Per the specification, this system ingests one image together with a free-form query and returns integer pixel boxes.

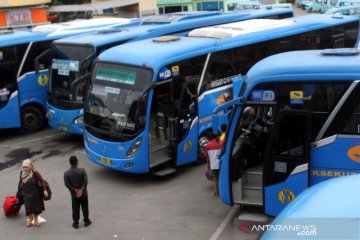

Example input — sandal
[35,222,41,227]
[26,221,33,227]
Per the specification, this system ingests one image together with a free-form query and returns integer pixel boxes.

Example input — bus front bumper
[46,103,83,135]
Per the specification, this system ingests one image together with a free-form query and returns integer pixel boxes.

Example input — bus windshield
[85,63,152,139]
[50,44,94,103]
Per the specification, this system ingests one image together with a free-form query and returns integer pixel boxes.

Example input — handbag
[33,170,52,201]
[205,168,214,181]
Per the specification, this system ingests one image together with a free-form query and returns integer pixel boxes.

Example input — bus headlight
[74,116,84,124]
[126,138,142,158]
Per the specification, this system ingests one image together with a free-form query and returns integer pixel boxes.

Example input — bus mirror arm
[140,82,155,100]
[34,49,52,74]
[80,52,96,69]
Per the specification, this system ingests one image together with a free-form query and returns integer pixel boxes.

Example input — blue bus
[45,8,294,135]
[262,174,360,239]
[212,48,360,217]
[83,15,359,175]
[0,18,139,133]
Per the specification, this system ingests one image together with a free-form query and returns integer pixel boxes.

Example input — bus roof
[245,49,360,89]
[0,18,135,48]
[53,8,293,48]
[97,14,358,72]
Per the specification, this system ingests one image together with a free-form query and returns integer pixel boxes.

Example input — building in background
[0,0,51,29]
[48,0,156,19]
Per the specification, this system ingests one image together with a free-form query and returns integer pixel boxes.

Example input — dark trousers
[71,195,89,223]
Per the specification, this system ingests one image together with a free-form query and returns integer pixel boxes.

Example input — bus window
[0,64,17,109]
[21,41,52,76]
[342,100,360,134]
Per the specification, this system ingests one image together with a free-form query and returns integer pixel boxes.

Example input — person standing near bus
[64,156,92,229]
[205,135,222,197]
[18,159,48,227]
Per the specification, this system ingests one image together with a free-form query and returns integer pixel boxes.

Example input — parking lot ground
[0,128,239,240]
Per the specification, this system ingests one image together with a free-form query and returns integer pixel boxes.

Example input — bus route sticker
[290,91,304,104]
[159,67,171,80]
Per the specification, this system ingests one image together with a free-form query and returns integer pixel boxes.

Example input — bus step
[150,144,168,153]
[150,148,172,168]
[237,211,268,222]
[237,197,263,207]
[152,167,176,176]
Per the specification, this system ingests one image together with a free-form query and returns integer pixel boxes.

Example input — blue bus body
[83,15,359,175]
[215,49,360,217]
[0,18,139,133]
[46,8,294,135]
[262,174,360,239]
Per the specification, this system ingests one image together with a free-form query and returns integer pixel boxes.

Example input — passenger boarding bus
[83,15,359,175]
[0,18,138,133]
[212,48,360,216]
[45,8,294,135]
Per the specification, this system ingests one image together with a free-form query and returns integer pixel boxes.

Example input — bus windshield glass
[85,63,152,138]
[50,44,94,102]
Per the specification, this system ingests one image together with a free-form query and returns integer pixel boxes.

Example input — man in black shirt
[64,156,91,229]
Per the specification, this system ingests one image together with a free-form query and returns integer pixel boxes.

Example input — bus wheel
[196,131,213,164]
[19,106,44,134]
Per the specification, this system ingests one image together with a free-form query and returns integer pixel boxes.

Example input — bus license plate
[100,157,112,165]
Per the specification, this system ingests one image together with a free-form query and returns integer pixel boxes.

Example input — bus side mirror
[34,49,51,74]
[35,59,40,74]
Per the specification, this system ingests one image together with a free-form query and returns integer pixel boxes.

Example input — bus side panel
[18,71,49,109]
[0,92,21,129]
[264,171,308,217]
[310,137,360,185]
[177,122,198,166]
[198,85,232,135]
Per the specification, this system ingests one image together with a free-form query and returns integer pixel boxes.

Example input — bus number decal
[210,78,231,88]
[251,90,275,101]
[290,91,304,105]
[171,65,180,76]
[105,86,120,94]
[159,67,171,80]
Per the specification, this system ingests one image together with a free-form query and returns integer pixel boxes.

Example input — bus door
[263,110,311,216]
[175,77,199,166]
[0,62,20,128]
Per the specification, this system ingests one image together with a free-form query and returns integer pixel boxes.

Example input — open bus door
[176,77,199,166]
[263,110,311,216]
[0,62,21,128]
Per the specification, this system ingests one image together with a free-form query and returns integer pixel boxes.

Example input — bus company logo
[278,188,295,204]
[38,74,49,86]
[347,145,360,163]
[183,141,192,153]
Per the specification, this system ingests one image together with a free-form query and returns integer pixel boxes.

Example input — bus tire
[19,105,44,134]
[196,131,213,164]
